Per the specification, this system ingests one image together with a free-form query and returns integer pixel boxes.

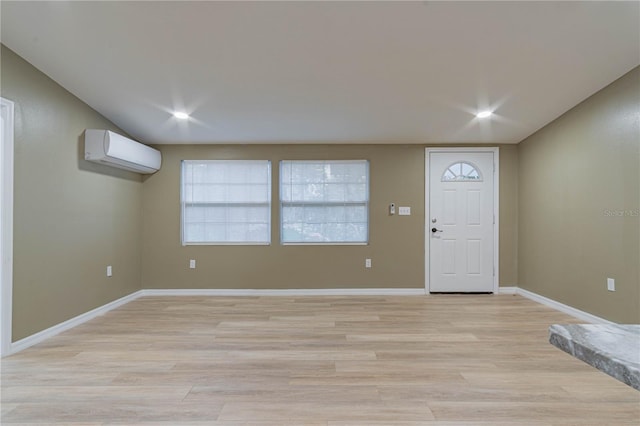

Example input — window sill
[281,242,368,246]
[182,242,271,246]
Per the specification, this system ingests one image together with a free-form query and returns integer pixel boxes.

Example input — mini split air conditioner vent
[84,129,161,174]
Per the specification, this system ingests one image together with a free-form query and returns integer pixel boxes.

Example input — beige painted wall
[1,45,143,341]
[2,45,521,340]
[3,37,635,339]
[499,145,518,286]
[142,144,518,290]
[518,67,640,323]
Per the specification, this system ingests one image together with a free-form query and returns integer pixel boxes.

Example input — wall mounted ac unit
[84,129,161,174]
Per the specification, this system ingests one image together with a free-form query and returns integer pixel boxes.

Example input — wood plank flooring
[1,294,638,425]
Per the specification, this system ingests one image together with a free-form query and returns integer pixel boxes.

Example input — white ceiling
[1,1,639,145]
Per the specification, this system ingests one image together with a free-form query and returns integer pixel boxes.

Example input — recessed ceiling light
[173,111,189,120]
[476,110,493,119]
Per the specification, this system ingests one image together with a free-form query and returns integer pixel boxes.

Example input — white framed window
[181,160,271,245]
[280,160,369,244]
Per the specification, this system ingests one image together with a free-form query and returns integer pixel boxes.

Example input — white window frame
[181,160,272,245]
[279,160,370,245]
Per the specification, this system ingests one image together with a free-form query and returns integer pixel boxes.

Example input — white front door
[427,149,497,293]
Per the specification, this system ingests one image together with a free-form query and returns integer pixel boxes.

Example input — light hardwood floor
[1,294,638,425]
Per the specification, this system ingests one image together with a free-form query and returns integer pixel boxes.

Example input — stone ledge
[549,324,640,390]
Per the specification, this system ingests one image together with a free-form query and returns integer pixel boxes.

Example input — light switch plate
[106,265,112,277]
[399,206,411,216]
[607,278,615,291]
[189,259,196,269]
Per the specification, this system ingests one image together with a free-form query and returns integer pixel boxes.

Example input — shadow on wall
[76,131,141,182]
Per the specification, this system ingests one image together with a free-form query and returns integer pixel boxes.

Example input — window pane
[280,160,369,244]
[441,161,483,182]
[325,183,346,202]
[181,160,271,244]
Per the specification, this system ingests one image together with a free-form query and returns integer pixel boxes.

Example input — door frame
[1,97,15,357]
[424,147,499,294]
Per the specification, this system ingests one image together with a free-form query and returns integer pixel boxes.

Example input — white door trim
[424,147,499,293]
[1,97,15,357]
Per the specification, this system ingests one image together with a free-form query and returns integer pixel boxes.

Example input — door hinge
[493,214,495,224]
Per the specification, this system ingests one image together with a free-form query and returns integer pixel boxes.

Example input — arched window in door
[441,161,483,182]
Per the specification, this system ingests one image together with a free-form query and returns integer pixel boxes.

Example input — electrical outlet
[607,278,615,291]
[189,259,196,269]
[365,258,372,268]
[106,265,112,277]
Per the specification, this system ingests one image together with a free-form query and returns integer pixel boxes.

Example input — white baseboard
[515,287,612,324]
[4,287,425,356]
[6,285,611,357]
[140,288,428,297]
[9,290,143,356]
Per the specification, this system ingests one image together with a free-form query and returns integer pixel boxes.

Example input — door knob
[431,227,443,233]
